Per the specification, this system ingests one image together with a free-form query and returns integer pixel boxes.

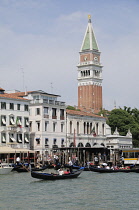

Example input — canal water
[0,170,139,210]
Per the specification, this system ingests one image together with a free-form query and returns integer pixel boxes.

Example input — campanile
[77,15,103,113]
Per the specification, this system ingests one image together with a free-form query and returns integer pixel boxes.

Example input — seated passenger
[58,168,64,175]
[64,169,70,174]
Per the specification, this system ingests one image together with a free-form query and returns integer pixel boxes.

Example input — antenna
[114,100,116,109]
[51,82,53,93]
[21,68,25,92]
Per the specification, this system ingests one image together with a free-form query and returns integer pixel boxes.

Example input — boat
[64,164,81,170]
[0,165,13,175]
[90,167,139,173]
[31,167,84,180]
[12,163,30,172]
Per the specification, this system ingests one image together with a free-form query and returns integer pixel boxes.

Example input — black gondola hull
[31,167,84,180]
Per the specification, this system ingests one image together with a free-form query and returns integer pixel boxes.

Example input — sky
[0,0,139,111]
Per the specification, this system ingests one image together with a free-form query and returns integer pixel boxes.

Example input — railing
[60,116,64,120]
[61,145,65,148]
[78,61,101,66]
[44,114,49,118]
[52,116,57,119]
[30,99,66,106]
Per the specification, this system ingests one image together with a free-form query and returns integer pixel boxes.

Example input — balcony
[52,115,57,119]
[44,114,49,118]
[7,125,17,132]
[60,116,65,120]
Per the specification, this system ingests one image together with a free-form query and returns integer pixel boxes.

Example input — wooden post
[23,152,24,163]
[14,151,16,164]
[34,152,36,167]
[92,153,94,164]
[83,150,85,166]
[28,152,30,163]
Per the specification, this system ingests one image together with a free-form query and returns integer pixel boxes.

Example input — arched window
[70,121,72,134]
[77,122,79,134]
[70,142,74,147]
[78,143,84,147]
[85,143,91,147]
[102,124,105,135]
[84,122,86,134]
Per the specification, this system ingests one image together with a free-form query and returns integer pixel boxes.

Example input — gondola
[90,167,139,173]
[31,167,84,180]
[12,163,30,172]
[64,164,81,170]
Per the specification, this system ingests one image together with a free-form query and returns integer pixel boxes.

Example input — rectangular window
[53,138,57,145]
[24,117,29,127]
[36,108,40,115]
[1,133,6,143]
[10,103,14,110]
[61,138,64,145]
[16,116,22,127]
[29,121,32,132]
[9,116,15,125]
[45,138,48,145]
[44,107,49,118]
[24,105,29,111]
[24,134,29,143]
[53,122,56,132]
[1,102,6,109]
[45,121,48,131]
[17,104,20,110]
[17,133,22,143]
[36,121,40,131]
[36,138,40,145]
[60,109,64,120]
[44,107,48,114]
[52,108,57,119]
[9,133,16,142]
[1,115,6,126]
[61,124,64,132]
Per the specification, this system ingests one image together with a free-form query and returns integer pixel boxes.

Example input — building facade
[25,90,66,157]
[66,109,106,148]
[77,15,103,113]
[0,88,30,151]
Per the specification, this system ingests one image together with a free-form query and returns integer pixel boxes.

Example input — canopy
[0,146,34,154]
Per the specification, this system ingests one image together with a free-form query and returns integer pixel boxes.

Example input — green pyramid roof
[81,18,99,51]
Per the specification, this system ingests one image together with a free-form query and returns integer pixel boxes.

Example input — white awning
[10,137,16,142]
[2,136,6,142]
[26,120,29,126]
[10,118,15,125]
[18,139,22,143]
[25,137,29,143]
[2,118,6,125]
[0,146,34,154]
[17,119,22,126]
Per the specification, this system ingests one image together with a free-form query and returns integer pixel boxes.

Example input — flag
[90,127,96,137]
[16,117,22,128]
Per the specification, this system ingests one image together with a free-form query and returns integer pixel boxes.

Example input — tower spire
[80,15,99,52]
[88,14,91,23]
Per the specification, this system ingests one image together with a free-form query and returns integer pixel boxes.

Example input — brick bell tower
[77,15,103,113]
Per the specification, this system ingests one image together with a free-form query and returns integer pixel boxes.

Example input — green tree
[107,108,139,147]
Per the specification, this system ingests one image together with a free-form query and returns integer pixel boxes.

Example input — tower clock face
[94,56,98,61]
[84,56,87,61]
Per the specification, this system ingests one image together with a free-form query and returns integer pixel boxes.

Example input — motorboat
[0,165,13,175]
